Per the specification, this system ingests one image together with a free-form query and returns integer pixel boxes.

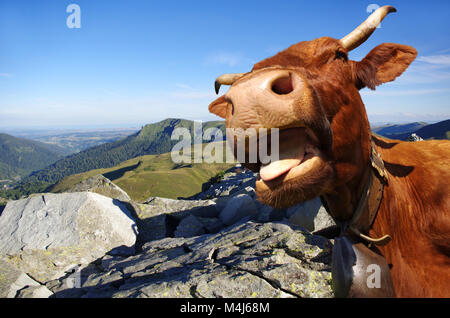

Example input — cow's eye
[335,50,348,62]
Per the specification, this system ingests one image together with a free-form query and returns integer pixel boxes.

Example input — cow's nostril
[226,97,235,115]
[271,74,294,95]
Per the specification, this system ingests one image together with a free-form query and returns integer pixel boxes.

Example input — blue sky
[1,0,449,129]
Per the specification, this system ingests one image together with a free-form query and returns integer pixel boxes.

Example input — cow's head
[208,6,417,221]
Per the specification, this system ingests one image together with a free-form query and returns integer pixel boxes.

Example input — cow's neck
[322,138,391,246]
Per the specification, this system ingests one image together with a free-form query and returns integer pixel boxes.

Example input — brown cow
[208,6,450,297]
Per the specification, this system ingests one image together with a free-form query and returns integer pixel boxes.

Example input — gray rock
[255,202,274,222]
[67,174,131,202]
[0,192,137,283]
[192,166,257,200]
[196,217,224,234]
[142,197,217,220]
[0,254,53,298]
[130,197,218,242]
[231,186,256,198]
[6,273,41,298]
[49,221,333,298]
[190,205,220,219]
[287,197,336,232]
[0,255,40,298]
[174,215,205,238]
[254,200,287,223]
[219,194,259,225]
[16,285,53,298]
[129,202,167,242]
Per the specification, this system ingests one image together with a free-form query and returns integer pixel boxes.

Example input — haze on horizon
[1,0,450,130]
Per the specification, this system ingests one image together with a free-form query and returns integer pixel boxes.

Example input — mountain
[50,142,233,201]
[371,122,428,138]
[4,119,225,198]
[375,119,450,141]
[410,119,450,140]
[0,133,69,181]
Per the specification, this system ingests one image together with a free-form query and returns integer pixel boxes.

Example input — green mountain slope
[5,118,225,198]
[50,142,233,201]
[0,133,68,181]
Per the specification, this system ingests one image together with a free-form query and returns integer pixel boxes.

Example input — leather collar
[346,139,391,246]
[326,138,391,246]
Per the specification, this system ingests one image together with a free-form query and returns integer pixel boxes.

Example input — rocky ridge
[0,166,337,298]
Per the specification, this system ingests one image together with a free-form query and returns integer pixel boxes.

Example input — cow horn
[340,5,397,51]
[214,73,245,94]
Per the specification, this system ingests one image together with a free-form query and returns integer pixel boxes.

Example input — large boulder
[142,197,218,219]
[67,174,131,202]
[0,192,137,283]
[287,197,336,232]
[174,215,205,238]
[129,202,168,243]
[16,285,53,298]
[48,221,334,298]
[0,255,52,298]
[219,194,259,225]
[132,197,219,242]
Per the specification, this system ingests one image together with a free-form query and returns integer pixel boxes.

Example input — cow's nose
[269,72,295,95]
[226,69,308,129]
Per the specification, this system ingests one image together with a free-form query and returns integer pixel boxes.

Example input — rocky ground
[0,166,337,298]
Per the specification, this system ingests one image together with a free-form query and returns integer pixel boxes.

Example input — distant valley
[9,128,139,154]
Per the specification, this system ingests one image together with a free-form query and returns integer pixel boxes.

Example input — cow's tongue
[260,159,302,181]
[259,128,306,182]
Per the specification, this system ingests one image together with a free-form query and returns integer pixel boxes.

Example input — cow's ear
[208,95,228,118]
[353,43,417,90]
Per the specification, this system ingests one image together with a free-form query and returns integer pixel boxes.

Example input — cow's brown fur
[370,136,450,297]
[209,37,450,297]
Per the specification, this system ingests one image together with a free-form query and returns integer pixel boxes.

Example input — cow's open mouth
[248,126,332,209]
[256,127,321,184]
